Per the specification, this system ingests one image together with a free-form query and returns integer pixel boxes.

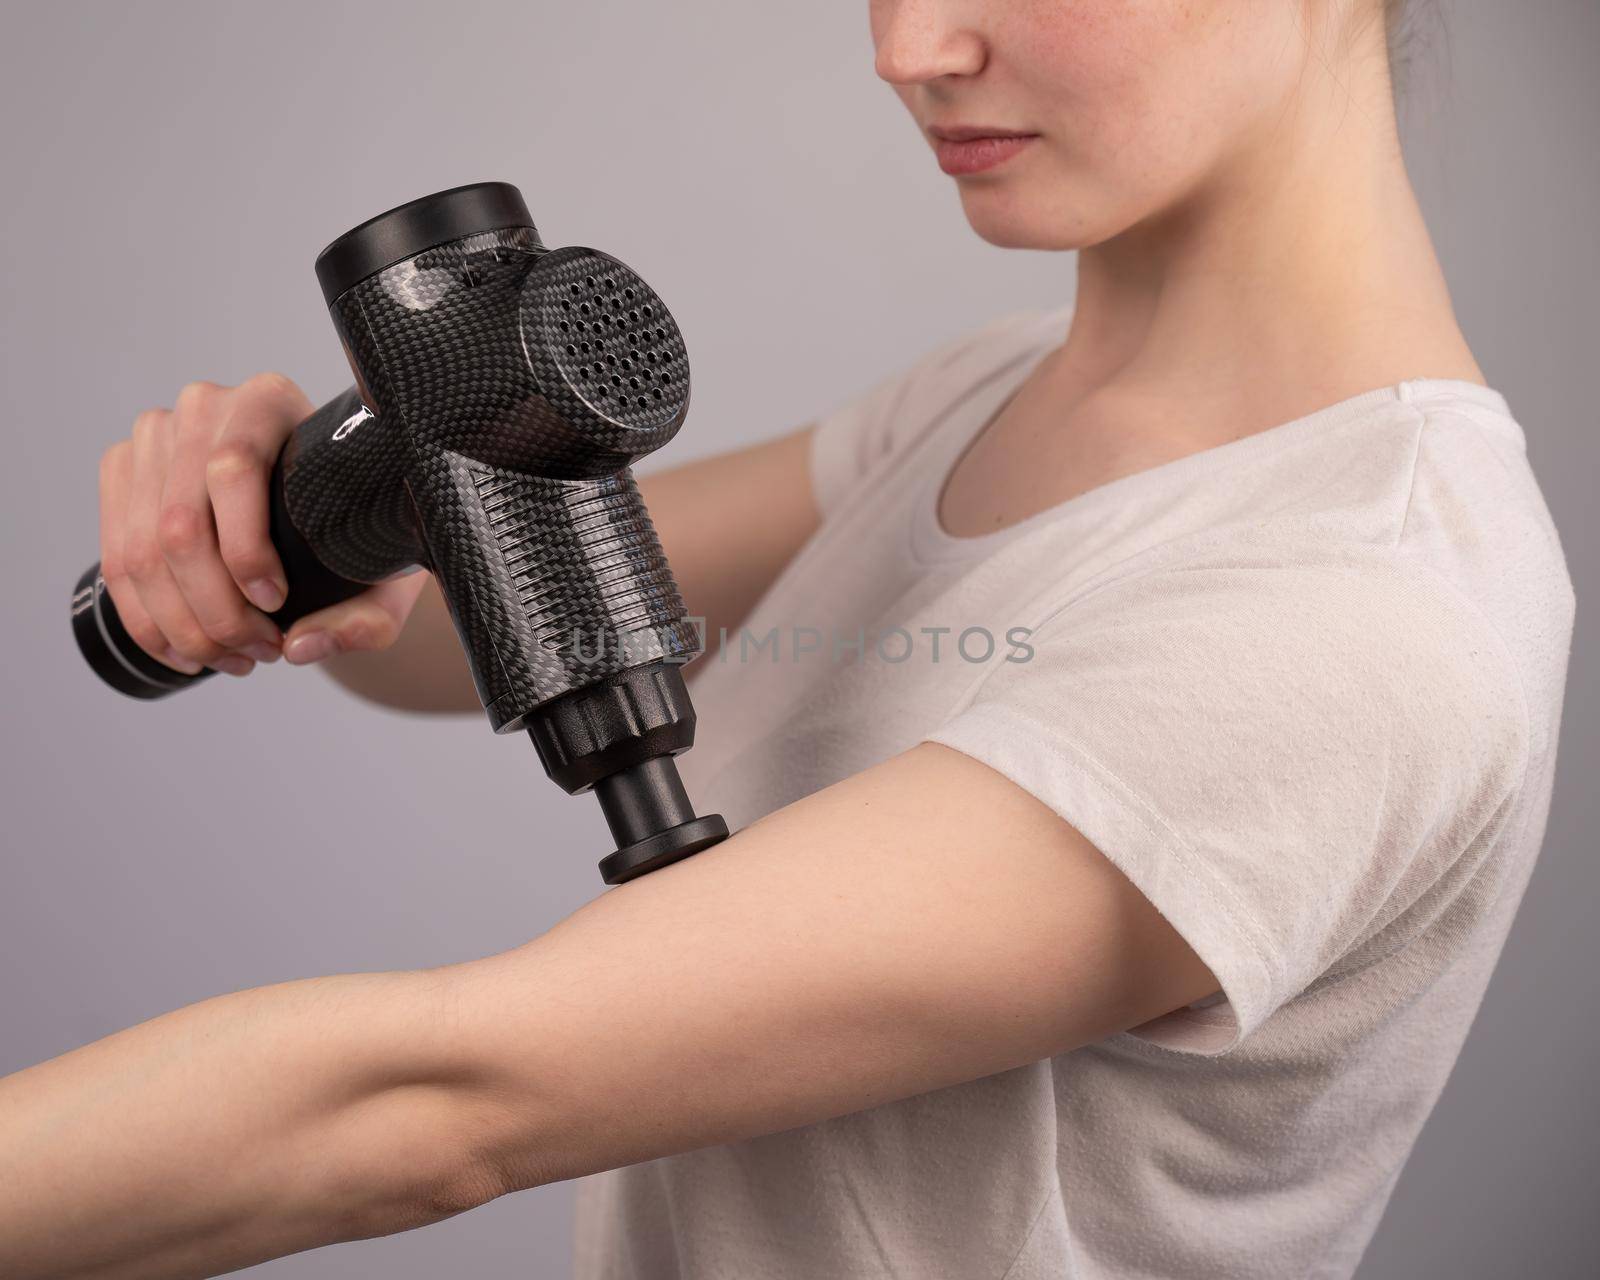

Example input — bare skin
[1,1,1484,1275]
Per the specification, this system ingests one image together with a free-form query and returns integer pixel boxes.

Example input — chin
[955,183,1103,253]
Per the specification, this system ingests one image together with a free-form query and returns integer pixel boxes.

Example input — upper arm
[439,740,1217,1194]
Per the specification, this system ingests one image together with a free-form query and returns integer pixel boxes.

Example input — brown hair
[1383,0,1433,92]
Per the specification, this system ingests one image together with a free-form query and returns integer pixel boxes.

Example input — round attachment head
[599,813,731,885]
[520,246,691,469]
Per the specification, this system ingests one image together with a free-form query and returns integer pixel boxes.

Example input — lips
[927,126,1038,177]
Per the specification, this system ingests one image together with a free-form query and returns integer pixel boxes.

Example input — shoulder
[1396,381,1575,705]
[810,304,1071,521]
[996,545,1536,815]
[858,303,1070,428]
[909,304,1072,383]
[1058,548,1529,707]
[1400,381,1573,597]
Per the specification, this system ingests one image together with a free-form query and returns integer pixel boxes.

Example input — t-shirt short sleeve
[809,309,1064,523]
[922,554,1531,1054]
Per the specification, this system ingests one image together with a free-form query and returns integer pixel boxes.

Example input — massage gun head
[518,245,691,472]
[313,183,690,483]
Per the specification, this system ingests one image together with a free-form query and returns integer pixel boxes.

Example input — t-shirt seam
[1388,408,1534,815]
[1418,401,1575,622]
[1392,404,1428,549]
[995,1186,1055,1280]
[1397,407,1549,801]
[1386,450,1539,806]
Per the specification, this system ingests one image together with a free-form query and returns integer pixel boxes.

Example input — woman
[1,1,1574,1277]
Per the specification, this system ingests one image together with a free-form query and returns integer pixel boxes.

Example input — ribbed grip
[476,466,692,657]
[440,463,701,734]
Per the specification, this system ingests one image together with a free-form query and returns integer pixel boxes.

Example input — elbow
[409,1158,509,1229]
[319,1093,518,1243]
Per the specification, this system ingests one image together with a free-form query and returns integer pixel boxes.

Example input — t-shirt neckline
[907,328,1515,567]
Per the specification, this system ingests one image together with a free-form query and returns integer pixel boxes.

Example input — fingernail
[246,578,286,612]
[243,641,281,664]
[285,631,337,665]
[162,649,204,676]
[210,655,254,678]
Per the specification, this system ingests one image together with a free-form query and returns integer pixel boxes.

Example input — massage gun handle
[71,421,373,700]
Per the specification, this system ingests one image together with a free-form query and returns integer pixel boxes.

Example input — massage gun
[70,182,729,885]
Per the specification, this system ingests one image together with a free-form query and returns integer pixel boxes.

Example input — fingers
[94,370,425,685]
[126,398,242,674]
[283,573,431,666]
[209,372,309,614]
[98,433,174,669]
[95,372,316,683]
[160,383,284,666]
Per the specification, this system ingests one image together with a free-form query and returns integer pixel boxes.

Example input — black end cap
[314,182,535,305]
[72,564,214,699]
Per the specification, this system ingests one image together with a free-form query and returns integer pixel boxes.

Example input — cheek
[1009,2,1297,212]
[1007,4,1191,157]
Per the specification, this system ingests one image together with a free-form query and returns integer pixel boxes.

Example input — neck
[1056,38,1481,419]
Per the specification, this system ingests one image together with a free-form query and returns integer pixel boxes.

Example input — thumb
[282,571,430,666]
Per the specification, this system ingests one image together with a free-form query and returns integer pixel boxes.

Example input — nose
[873,0,986,86]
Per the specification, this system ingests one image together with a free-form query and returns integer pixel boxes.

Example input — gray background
[0,2,1593,1275]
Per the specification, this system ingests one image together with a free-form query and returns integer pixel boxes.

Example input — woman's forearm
[0,970,491,1280]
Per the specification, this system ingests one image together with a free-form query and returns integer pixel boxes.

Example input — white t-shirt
[572,307,1575,1279]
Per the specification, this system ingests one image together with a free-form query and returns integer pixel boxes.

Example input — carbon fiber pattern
[324,227,700,732]
[277,387,423,582]
[472,467,696,661]
[521,248,690,439]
